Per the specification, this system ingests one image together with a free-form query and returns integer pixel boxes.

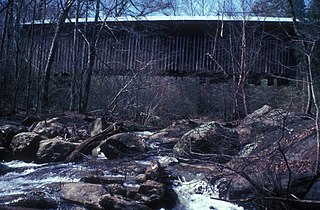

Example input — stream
[0,158,245,210]
[0,160,93,208]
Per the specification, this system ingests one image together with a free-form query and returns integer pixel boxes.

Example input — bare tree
[81,0,100,113]
[69,0,80,111]
[287,0,320,173]
[41,0,75,112]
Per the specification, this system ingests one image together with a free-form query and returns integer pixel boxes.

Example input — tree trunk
[41,0,74,112]
[70,0,80,111]
[4,0,14,113]
[240,0,248,116]
[287,0,320,175]
[81,0,100,113]
[12,1,23,114]
[26,1,37,114]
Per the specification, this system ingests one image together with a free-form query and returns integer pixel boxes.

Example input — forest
[1,0,320,209]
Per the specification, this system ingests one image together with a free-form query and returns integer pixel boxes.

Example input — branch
[0,0,13,14]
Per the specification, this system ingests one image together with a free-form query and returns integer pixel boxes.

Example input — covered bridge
[23,16,297,84]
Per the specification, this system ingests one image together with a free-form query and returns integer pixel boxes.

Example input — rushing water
[1,161,79,197]
[0,160,99,208]
[173,178,244,210]
[0,159,245,209]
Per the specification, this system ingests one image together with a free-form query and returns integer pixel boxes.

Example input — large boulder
[10,132,45,161]
[173,121,240,162]
[149,119,203,148]
[94,132,148,159]
[6,192,57,209]
[222,107,318,200]
[0,124,27,148]
[36,137,78,163]
[61,183,107,209]
[236,105,297,145]
[100,194,151,210]
[0,146,13,161]
[304,180,320,200]
[21,115,41,127]
[0,162,13,176]
[31,117,69,138]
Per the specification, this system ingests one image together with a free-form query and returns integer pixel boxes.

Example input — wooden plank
[192,33,197,71]
[102,36,107,71]
[203,35,208,71]
[134,36,139,71]
[196,35,200,71]
[123,34,128,71]
[181,33,186,72]
[174,33,179,71]
[201,35,205,71]
[275,39,279,75]
[127,35,133,70]
[184,35,189,71]
[120,35,125,72]
[168,36,171,71]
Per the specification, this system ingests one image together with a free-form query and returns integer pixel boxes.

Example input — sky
[171,0,312,16]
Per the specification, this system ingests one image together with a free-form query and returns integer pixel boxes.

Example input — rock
[227,108,318,199]
[9,191,57,209]
[106,184,128,196]
[36,137,78,163]
[66,121,150,162]
[144,160,166,182]
[139,180,164,196]
[61,183,107,209]
[100,194,151,210]
[304,180,320,200]
[0,162,13,176]
[157,155,179,167]
[81,176,128,196]
[138,180,168,208]
[221,175,252,199]
[0,146,13,161]
[81,175,126,185]
[95,132,147,159]
[135,174,147,183]
[10,132,45,161]
[149,119,203,148]
[21,115,41,127]
[31,118,69,138]
[0,124,28,148]
[236,105,296,145]
[88,118,110,136]
[174,121,240,162]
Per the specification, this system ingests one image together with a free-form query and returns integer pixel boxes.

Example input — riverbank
[1,105,320,209]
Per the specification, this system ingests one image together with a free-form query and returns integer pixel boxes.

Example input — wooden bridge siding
[25,26,295,79]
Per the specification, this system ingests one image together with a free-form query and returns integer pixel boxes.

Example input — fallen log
[264,196,320,209]
[65,122,126,162]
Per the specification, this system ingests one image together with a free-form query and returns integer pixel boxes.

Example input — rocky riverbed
[1,105,320,209]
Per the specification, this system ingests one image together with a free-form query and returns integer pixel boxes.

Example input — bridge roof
[24,15,294,25]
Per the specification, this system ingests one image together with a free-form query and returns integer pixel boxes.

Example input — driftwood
[65,122,127,162]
